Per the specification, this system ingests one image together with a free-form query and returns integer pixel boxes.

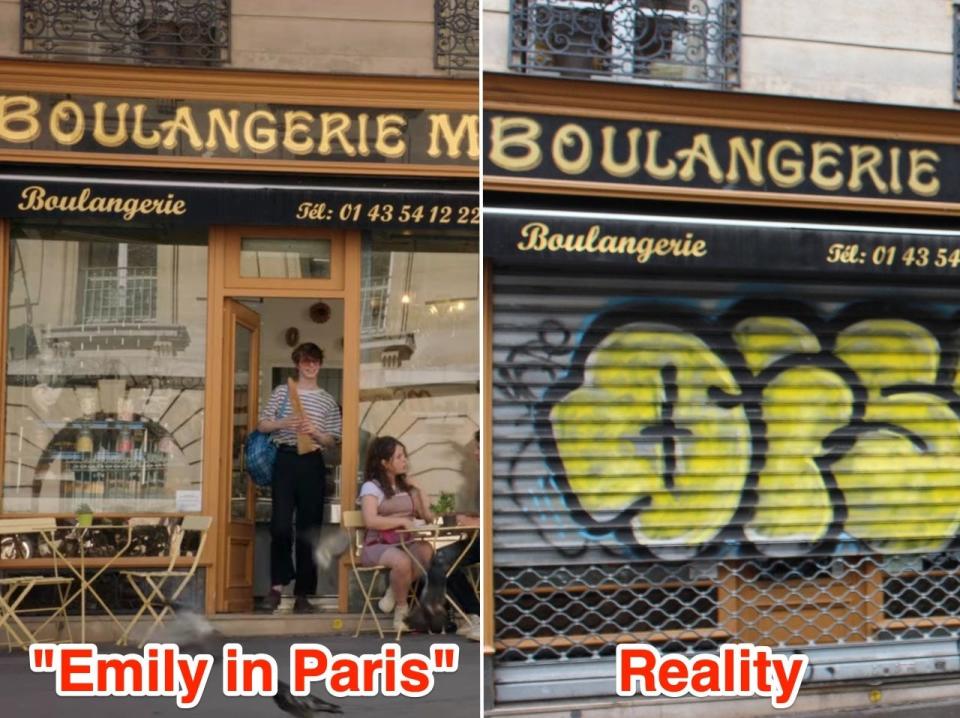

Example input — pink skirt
[360,540,433,567]
[360,542,395,567]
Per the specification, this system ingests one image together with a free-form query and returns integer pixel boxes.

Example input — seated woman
[358,436,434,630]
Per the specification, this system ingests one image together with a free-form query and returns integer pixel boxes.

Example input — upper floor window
[509,0,740,89]
[435,0,479,72]
[20,0,230,67]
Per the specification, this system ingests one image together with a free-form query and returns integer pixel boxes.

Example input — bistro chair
[117,515,212,648]
[464,561,481,603]
[343,510,389,639]
[0,517,72,651]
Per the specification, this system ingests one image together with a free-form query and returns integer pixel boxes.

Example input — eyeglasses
[298,359,321,366]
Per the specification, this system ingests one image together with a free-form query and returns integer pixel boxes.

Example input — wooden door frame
[215,299,261,613]
[204,227,362,614]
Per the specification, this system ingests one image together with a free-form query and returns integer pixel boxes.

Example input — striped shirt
[260,384,342,447]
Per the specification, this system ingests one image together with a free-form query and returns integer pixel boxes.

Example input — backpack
[244,389,289,487]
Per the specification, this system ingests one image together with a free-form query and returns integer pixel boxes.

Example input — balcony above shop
[360,334,417,369]
[508,0,740,89]
[43,325,190,354]
[20,0,230,67]
[435,0,479,72]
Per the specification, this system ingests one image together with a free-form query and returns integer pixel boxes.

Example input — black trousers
[270,448,326,595]
[445,540,480,615]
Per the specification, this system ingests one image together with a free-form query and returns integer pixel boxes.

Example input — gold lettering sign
[488,114,945,201]
[16,185,187,221]
[516,221,708,264]
[0,93,479,167]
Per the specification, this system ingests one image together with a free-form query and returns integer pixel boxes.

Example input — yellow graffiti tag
[746,365,852,548]
[550,323,750,553]
[550,313,960,555]
[734,316,842,548]
[833,320,960,553]
[836,319,939,393]
[733,316,820,375]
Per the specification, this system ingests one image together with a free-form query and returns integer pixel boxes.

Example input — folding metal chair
[117,515,211,648]
[0,518,72,651]
[464,562,480,601]
[343,510,388,638]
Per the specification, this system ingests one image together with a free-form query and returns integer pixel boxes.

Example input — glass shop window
[78,241,159,324]
[2,221,208,514]
[358,231,479,515]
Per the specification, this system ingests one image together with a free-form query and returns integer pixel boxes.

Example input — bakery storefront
[484,76,960,708]
[0,61,479,618]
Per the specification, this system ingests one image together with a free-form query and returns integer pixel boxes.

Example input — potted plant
[75,503,94,527]
[430,491,457,526]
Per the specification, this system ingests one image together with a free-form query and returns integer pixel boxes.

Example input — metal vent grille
[495,555,960,657]
[496,562,721,663]
[492,270,960,697]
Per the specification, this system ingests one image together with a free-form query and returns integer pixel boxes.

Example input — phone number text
[827,242,960,269]
[296,201,479,225]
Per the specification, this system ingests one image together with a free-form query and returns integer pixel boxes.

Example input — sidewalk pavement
[0,633,481,717]
[792,700,960,718]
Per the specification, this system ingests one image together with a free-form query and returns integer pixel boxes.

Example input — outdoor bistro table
[36,523,134,643]
[396,523,480,625]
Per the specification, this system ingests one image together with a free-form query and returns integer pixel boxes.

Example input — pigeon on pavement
[160,601,227,657]
[273,679,343,716]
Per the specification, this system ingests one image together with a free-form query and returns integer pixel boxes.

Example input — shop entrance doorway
[216,296,350,613]
[212,227,360,614]
[219,296,346,613]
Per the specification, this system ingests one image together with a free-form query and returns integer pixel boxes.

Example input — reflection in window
[3,222,208,514]
[358,233,479,515]
[231,323,252,520]
[79,242,158,324]
[361,250,392,337]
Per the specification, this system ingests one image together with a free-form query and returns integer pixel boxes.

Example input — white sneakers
[393,604,409,632]
[378,586,396,614]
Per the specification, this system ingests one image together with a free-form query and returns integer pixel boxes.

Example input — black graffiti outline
[726,298,960,558]
[537,306,756,558]
[635,364,692,493]
[495,318,596,558]
[536,297,960,560]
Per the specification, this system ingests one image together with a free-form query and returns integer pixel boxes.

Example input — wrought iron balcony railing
[435,0,479,72]
[21,0,230,66]
[509,0,740,89]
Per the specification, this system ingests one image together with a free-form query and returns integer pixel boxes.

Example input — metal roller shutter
[492,271,960,703]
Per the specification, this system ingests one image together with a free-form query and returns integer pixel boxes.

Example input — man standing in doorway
[257,342,342,613]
